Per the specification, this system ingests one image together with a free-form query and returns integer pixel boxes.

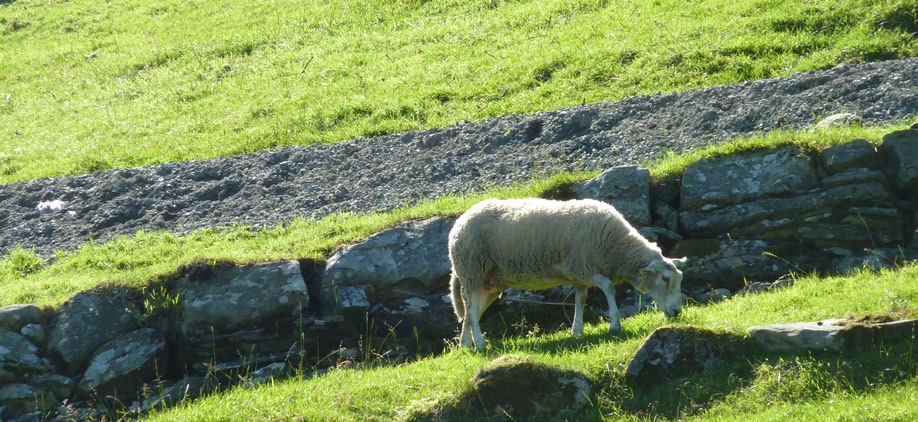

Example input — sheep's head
[635,257,687,318]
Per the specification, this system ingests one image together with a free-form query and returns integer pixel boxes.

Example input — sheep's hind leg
[460,286,492,350]
[572,286,588,336]
[589,274,622,333]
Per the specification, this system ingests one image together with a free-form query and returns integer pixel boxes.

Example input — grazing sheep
[448,198,687,350]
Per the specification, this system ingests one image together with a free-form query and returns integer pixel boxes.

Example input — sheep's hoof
[609,323,622,334]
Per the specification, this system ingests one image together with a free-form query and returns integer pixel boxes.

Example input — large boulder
[322,217,454,313]
[879,128,918,197]
[681,146,820,211]
[571,165,651,225]
[46,289,140,376]
[77,328,168,401]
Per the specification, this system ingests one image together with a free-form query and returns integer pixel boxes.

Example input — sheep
[448,198,687,350]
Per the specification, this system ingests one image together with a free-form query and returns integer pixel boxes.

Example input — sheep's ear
[673,257,688,270]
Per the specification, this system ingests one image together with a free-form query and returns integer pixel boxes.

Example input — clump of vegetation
[0,247,43,278]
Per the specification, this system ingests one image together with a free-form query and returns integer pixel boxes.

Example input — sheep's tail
[450,272,465,321]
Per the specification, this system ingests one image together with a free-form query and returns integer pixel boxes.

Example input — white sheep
[448,198,687,350]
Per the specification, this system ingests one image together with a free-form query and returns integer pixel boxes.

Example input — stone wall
[2,127,917,420]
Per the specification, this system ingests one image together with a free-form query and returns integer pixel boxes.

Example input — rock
[879,129,918,197]
[747,319,846,352]
[19,323,45,344]
[335,286,370,318]
[679,182,902,247]
[77,328,168,400]
[451,355,592,418]
[815,113,863,129]
[322,217,454,312]
[0,304,43,332]
[244,362,293,387]
[681,146,820,211]
[176,260,312,365]
[179,260,309,330]
[29,374,75,404]
[625,326,749,387]
[693,288,732,304]
[0,383,58,418]
[46,289,140,376]
[571,166,651,225]
[672,239,821,290]
[138,376,220,412]
[0,329,54,382]
[820,139,877,174]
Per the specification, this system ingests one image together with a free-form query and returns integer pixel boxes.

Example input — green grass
[139,264,918,421]
[2,0,916,183]
[2,122,910,309]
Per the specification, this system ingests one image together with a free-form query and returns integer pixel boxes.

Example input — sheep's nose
[668,309,681,318]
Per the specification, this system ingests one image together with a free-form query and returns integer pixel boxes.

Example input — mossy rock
[410,354,592,421]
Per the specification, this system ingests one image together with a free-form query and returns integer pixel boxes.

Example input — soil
[4,58,918,258]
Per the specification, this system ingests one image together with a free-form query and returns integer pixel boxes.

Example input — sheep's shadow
[476,321,918,420]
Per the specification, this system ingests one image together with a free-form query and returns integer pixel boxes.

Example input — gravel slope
[5,58,918,257]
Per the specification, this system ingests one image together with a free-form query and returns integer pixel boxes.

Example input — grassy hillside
[1,0,916,183]
[142,264,918,421]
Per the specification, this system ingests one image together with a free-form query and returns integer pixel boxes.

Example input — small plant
[3,247,43,277]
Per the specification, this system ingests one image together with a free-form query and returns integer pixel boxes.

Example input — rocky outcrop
[3,128,918,420]
[624,326,750,387]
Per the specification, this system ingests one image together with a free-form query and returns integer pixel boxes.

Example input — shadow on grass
[443,315,918,421]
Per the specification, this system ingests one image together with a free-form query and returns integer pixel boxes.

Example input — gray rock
[694,288,732,304]
[679,182,902,247]
[322,217,454,311]
[571,166,651,225]
[244,362,293,387]
[625,326,748,386]
[815,113,863,129]
[77,328,168,400]
[179,260,309,330]
[0,305,44,333]
[29,374,75,404]
[820,139,876,173]
[672,239,820,290]
[879,129,918,196]
[748,319,846,352]
[335,286,370,318]
[137,376,220,412]
[0,383,58,418]
[0,329,54,382]
[46,289,140,376]
[19,323,45,345]
[681,146,820,211]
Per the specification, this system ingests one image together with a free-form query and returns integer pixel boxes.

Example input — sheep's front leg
[572,286,588,336]
[589,274,621,333]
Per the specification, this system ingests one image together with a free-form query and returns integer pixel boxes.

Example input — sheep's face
[635,257,687,318]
